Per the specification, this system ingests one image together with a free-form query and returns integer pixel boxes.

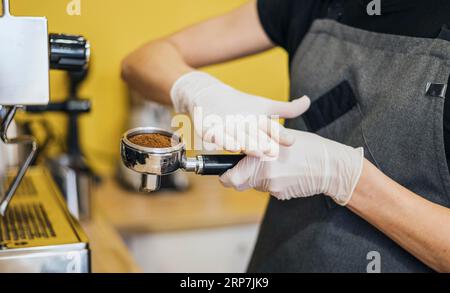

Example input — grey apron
[248,19,450,273]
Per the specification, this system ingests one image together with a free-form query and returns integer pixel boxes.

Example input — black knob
[49,34,90,72]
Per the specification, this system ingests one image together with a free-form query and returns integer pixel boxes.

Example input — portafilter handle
[138,154,245,193]
[182,154,246,175]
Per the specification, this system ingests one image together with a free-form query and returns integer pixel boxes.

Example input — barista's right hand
[170,71,310,157]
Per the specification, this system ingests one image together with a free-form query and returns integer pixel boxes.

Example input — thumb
[219,156,259,191]
[269,96,311,119]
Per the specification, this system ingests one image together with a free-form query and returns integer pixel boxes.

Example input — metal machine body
[0,0,49,216]
[0,167,90,273]
[0,0,91,272]
[0,0,93,219]
[0,0,49,106]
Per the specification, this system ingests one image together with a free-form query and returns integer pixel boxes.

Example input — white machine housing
[0,0,49,105]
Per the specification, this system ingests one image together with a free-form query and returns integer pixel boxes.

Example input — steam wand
[0,106,38,216]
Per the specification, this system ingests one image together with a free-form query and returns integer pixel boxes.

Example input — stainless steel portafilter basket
[121,127,245,192]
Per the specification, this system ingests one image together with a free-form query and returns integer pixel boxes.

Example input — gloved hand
[170,71,311,157]
[219,129,364,206]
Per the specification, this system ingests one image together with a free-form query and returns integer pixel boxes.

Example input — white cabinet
[125,224,260,273]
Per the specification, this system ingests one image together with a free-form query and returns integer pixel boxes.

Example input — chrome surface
[122,127,184,154]
[0,245,89,273]
[121,127,196,192]
[47,155,92,221]
[196,155,204,175]
[0,107,38,216]
[0,0,49,105]
[0,167,90,273]
[121,127,184,176]
[139,174,161,192]
[181,155,200,173]
[121,127,234,192]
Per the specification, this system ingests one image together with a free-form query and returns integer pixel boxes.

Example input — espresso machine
[0,0,90,272]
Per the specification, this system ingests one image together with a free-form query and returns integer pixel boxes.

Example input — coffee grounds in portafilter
[129,133,173,148]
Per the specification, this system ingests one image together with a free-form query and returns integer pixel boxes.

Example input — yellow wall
[10,0,289,175]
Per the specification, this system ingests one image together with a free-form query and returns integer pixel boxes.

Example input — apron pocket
[303,80,377,209]
[303,81,357,133]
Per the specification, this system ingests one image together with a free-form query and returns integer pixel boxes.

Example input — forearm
[348,159,450,272]
[121,0,273,106]
[121,40,192,105]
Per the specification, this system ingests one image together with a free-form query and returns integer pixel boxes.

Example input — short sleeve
[257,0,328,58]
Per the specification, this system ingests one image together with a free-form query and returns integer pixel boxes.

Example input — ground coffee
[129,133,173,148]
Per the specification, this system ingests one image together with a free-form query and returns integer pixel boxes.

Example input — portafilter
[121,127,245,192]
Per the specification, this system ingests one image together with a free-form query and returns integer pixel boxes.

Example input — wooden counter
[94,174,269,233]
[84,175,269,272]
[81,211,141,273]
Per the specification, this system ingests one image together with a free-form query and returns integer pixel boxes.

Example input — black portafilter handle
[199,154,246,175]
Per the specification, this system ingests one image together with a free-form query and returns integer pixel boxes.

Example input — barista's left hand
[220,129,364,205]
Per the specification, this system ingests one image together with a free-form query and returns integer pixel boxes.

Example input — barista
[122,0,450,272]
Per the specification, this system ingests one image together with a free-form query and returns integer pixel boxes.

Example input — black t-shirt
[257,0,450,172]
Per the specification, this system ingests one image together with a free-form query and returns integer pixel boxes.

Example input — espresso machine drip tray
[0,202,56,246]
[0,167,90,273]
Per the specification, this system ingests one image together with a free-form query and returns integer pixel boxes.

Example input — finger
[240,133,264,157]
[234,125,265,157]
[232,117,277,157]
[259,118,295,147]
[245,126,275,157]
[268,96,311,119]
[222,132,242,153]
[264,139,280,158]
[256,129,279,157]
[219,156,259,190]
[224,119,264,157]
[203,125,241,152]
[213,128,242,153]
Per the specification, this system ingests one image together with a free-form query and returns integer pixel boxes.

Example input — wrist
[329,147,365,206]
[346,158,377,209]
[170,71,219,113]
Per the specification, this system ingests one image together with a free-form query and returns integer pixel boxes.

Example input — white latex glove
[170,71,311,157]
[220,129,364,206]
